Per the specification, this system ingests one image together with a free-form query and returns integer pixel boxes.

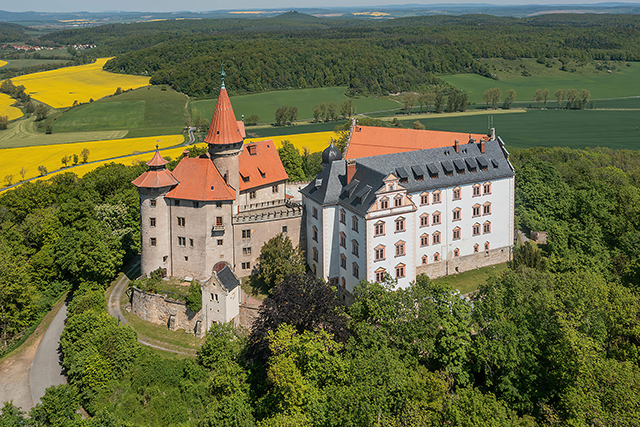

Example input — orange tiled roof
[237,120,246,139]
[165,156,236,201]
[345,126,488,160]
[238,140,288,192]
[146,150,169,167]
[132,169,179,189]
[204,88,244,145]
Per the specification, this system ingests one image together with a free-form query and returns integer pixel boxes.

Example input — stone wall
[130,287,202,334]
[416,245,511,279]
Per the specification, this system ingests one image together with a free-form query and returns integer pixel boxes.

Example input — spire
[204,78,244,146]
[146,147,169,167]
[220,63,226,89]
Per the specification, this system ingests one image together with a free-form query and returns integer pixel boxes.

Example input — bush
[186,281,202,312]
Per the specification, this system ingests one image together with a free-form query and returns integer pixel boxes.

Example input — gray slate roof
[301,138,514,216]
[217,265,240,292]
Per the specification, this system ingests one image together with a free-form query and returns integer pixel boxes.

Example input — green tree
[542,88,550,107]
[403,93,417,114]
[37,165,47,176]
[257,233,305,291]
[186,281,202,312]
[246,114,259,126]
[434,93,445,113]
[503,89,516,109]
[0,115,8,130]
[61,155,69,168]
[340,99,353,118]
[277,141,305,182]
[413,120,426,130]
[29,384,82,427]
[555,89,566,108]
[509,241,547,271]
[34,104,49,121]
[81,148,90,163]
[534,89,543,108]
[72,154,79,165]
[566,88,578,109]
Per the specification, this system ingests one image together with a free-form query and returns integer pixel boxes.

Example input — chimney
[490,128,496,140]
[247,144,257,155]
[346,159,356,184]
[182,149,190,157]
[480,139,485,154]
[454,139,459,153]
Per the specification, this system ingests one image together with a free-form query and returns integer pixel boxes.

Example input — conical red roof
[146,150,169,167]
[204,87,244,145]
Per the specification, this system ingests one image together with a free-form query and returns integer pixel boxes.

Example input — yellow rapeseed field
[0,93,23,120]
[0,134,183,183]
[11,58,150,108]
[0,60,7,68]
[246,131,338,153]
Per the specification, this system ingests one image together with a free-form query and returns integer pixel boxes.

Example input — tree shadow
[243,274,269,300]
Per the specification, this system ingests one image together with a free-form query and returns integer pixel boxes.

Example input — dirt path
[0,295,67,412]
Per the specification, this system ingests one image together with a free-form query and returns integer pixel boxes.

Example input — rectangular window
[473,206,481,217]
[282,226,288,233]
[216,201,222,208]
[189,238,194,247]
[453,228,461,240]
[396,243,405,256]
[432,212,441,225]
[352,241,359,258]
[375,222,385,236]
[421,193,429,205]
[243,247,252,256]
[396,265,405,278]
[242,229,251,239]
[177,217,185,227]
[433,192,441,204]
[473,185,481,197]
[340,254,347,269]
[352,216,358,233]
[453,188,461,200]
[193,201,200,208]
[242,262,251,269]
[313,248,319,262]
[375,247,385,261]
[376,270,386,282]
[352,263,359,279]
[453,209,461,221]
[178,236,186,246]
[473,224,480,236]
[433,233,441,244]
[394,196,402,207]
[150,199,157,207]
[312,207,318,219]
[484,183,491,195]
[150,237,156,247]
[217,239,223,246]
[313,227,318,242]
[395,219,405,232]
[272,185,279,193]
[216,216,223,226]
[150,217,156,227]
[175,200,180,206]
[340,210,346,224]
[420,216,428,227]
[340,233,346,248]
[380,199,389,209]
[483,204,492,215]
[249,191,257,199]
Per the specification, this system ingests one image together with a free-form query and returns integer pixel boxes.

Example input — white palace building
[301,123,515,294]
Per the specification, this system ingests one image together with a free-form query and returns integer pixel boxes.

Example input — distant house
[302,122,515,298]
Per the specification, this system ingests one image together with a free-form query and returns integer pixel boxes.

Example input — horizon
[3,1,640,14]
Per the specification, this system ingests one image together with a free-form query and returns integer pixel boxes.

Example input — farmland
[11,57,150,108]
[0,93,22,120]
[441,59,640,105]
[0,134,183,184]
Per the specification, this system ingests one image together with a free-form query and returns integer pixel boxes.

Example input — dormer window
[247,144,257,155]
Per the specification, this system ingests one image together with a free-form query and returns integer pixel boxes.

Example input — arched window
[339,232,346,248]
[474,243,479,253]
[312,226,318,242]
[434,252,440,262]
[484,241,490,251]
[340,254,346,269]
[352,240,359,257]
[422,255,428,265]
[454,248,460,258]
[453,186,461,200]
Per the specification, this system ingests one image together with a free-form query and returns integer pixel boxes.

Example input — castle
[133,79,514,327]
[301,124,515,296]
[132,80,302,283]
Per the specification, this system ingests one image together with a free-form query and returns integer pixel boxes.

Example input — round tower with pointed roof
[206,72,244,201]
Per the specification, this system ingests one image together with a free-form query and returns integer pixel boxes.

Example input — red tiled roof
[166,156,236,201]
[238,140,288,192]
[132,169,179,189]
[146,151,169,167]
[237,120,246,139]
[204,88,244,145]
[345,126,488,160]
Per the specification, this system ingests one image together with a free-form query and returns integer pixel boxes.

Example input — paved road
[29,303,67,405]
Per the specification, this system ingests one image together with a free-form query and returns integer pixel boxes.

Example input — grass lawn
[433,262,508,295]
[121,309,204,353]
[241,275,268,301]
[50,86,188,136]
[0,59,71,69]
[190,87,399,124]
[442,59,640,104]
[401,108,640,151]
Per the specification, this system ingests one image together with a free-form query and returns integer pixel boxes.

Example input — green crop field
[189,86,399,124]
[50,86,189,137]
[402,109,640,150]
[442,60,640,104]
[0,59,71,69]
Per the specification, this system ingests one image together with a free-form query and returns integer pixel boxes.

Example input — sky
[3,1,636,13]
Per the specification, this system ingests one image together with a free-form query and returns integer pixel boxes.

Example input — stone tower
[205,78,244,204]
[132,149,179,277]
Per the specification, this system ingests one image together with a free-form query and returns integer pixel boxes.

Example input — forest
[24,13,640,98]
[0,144,639,426]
